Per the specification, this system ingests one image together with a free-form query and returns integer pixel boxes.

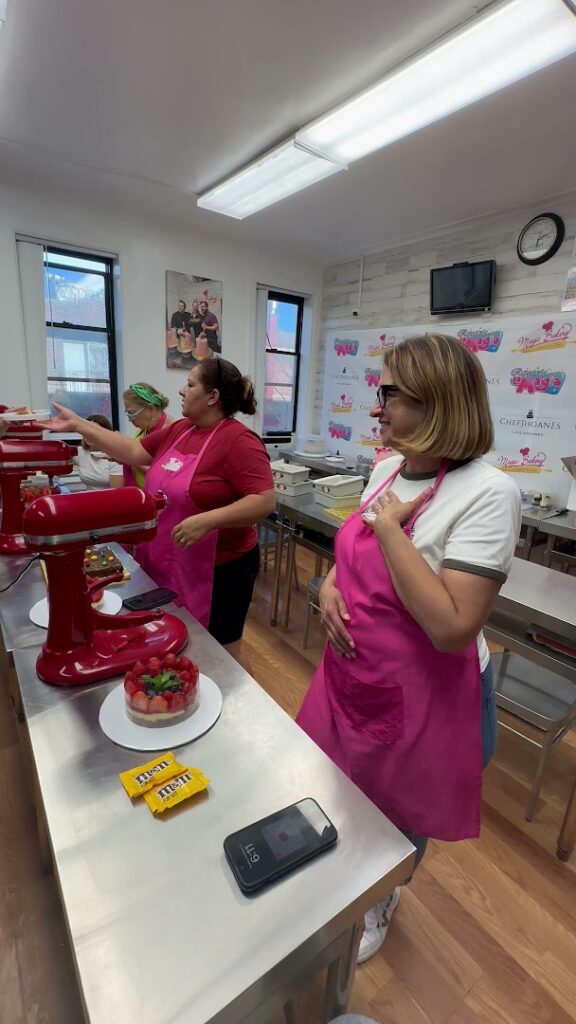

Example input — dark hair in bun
[197,358,257,416]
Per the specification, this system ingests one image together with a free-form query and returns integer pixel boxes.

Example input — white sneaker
[357,888,400,964]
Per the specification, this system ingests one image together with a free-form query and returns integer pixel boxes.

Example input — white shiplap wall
[312,193,576,432]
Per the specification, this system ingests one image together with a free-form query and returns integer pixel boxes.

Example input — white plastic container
[314,491,362,509]
[270,460,310,484]
[274,480,313,496]
[313,474,364,497]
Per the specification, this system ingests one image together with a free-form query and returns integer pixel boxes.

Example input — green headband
[129,384,164,407]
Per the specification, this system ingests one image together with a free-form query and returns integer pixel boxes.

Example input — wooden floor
[1,549,576,1024]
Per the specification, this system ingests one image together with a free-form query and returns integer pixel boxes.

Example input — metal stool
[492,651,576,820]
[259,516,299,586]
[282,530,334,629]
[303,576,325,648]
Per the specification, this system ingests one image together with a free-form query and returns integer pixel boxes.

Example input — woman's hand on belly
[172,512,214,548]
[320,575,355,659]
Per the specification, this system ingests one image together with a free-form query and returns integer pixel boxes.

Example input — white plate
[2,409,50,422]
[29,590,123,628]
[98,674,222,751]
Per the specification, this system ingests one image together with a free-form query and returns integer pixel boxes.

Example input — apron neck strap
[404,458,451,532]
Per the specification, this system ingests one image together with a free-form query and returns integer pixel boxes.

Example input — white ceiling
[0,0,575,261]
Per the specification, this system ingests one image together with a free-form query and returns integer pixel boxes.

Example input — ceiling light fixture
[196,139,345,220]
[297,0,576,163]
[198,0,576,218]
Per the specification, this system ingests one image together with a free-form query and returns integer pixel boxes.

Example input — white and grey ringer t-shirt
[362,455,522,670]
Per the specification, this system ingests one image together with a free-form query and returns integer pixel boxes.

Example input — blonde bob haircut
[384,333,494,460]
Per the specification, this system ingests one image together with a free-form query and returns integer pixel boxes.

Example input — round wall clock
[517,212,565,266]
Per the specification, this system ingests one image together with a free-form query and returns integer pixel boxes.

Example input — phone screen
[224,798,337,893]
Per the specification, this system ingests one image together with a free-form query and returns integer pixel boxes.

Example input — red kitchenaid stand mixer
[0,439,74,554]
[23,486,188,686]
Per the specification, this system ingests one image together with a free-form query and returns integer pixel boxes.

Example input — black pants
[208,544,260,645]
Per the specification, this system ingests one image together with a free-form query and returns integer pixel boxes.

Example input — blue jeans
[402,660,497,869]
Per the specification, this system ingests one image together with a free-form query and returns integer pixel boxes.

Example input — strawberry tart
[124,653,199,728]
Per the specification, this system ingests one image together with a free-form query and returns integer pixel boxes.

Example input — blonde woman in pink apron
[45,359,275,667]
[297,334,521,964]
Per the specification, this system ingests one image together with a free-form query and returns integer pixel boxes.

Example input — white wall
[0,182,324,429]
[313,193,576,431]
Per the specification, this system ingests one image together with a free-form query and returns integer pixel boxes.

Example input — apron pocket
[333,670,404,746]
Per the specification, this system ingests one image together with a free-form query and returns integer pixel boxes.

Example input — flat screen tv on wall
[430,260,496,315]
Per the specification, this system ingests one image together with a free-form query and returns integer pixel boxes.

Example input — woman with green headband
[122,382,173,487]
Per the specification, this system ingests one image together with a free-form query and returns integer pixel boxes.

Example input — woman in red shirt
[46,359,275,665]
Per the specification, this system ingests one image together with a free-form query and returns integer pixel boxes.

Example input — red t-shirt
[140,417,273,564]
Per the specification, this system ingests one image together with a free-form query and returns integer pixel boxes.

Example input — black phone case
[122,588,178,611]
[223,799,337,894]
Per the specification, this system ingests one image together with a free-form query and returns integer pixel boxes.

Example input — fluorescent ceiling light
[197,139,344,219]
[297,0,576,163]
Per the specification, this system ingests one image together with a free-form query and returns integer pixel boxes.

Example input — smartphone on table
[224,797,338,894]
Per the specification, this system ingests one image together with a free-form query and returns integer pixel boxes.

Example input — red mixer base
[0,533,29,554]
[36,613,189,686]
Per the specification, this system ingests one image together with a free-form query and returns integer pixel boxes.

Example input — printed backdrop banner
[321,316,576,502]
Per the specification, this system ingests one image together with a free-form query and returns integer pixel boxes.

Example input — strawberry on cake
[124,653,199,728]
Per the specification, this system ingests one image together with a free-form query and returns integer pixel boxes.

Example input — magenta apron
[138,421,225,629]
[297,461,482,841]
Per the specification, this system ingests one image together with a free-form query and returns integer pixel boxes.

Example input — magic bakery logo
[458,328,503,354]
[497,448,552,475]
[330,393,354,414]
[359,425,382,447]
[364,333,398,358]
[512,320,576,354]
[364,366,381,387]
[328,420,353,441]
[333,337,360,356]
[510,367,566,395]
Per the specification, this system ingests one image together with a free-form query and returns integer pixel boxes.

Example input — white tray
[29,590,123,627]
[291,451,329,458]
[2,410,50,422]
[98,673,223,751]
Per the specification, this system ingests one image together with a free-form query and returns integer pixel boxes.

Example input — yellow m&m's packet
[119,752,183,799]
[144,767,210,815]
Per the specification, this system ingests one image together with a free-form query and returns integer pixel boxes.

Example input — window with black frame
[263,291,303,439]
[44,247,119,426]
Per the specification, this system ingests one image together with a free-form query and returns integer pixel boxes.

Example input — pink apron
[297,461,482,841]
[138,421,225,629]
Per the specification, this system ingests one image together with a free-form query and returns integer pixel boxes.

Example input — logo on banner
[359,426,382,447]
[328,420,353,441]
[364,367,380,387]
[510,368,566,395]
[497,448,552,474]
[330,394,354,413]
[328,365,361,384]
[499,413,561,437]
[363,333,398,358]
[458,328,503,353]
[512,320,576,354]
[333,337,359,356]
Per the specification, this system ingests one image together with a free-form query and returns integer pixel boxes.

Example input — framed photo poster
[165,271,222,368]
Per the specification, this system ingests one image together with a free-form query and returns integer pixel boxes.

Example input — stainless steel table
[0,544,154,653]
[486,557,576,860]
[284,452,371,481]
[538,511,576,568]
[272,493,342,629]
[7,606,415,1023]
[518,506,564,560]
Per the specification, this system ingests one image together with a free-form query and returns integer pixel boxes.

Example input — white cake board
[98,674,222,751]
[29,590,122,628]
